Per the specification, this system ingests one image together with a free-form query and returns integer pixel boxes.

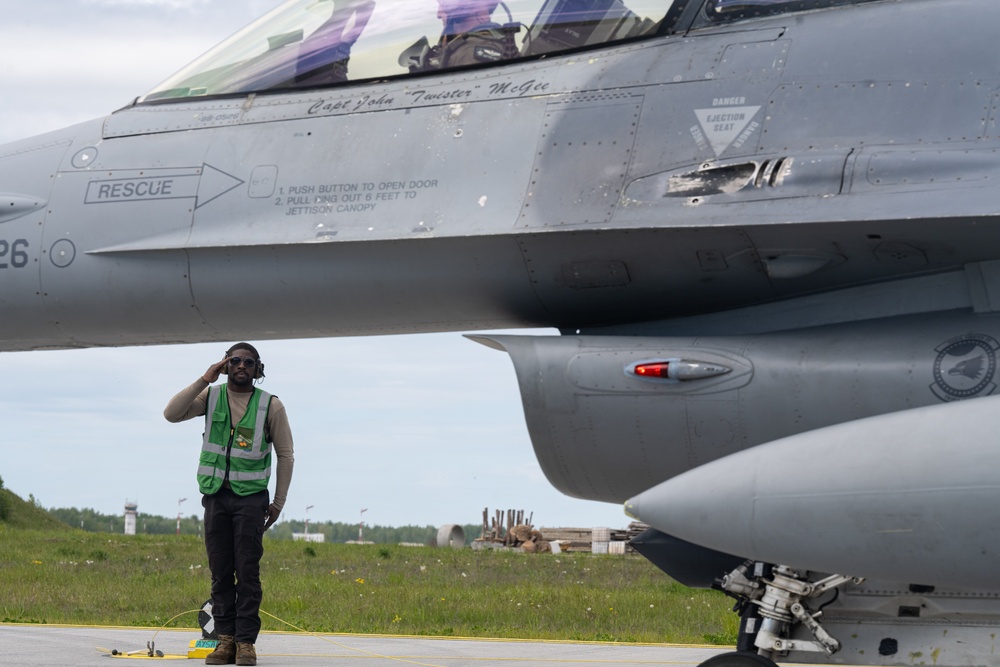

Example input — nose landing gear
[699,561,863,667]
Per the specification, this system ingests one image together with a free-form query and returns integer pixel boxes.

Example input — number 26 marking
[0,239,30,268]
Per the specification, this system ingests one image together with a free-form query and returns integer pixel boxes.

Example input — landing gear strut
[699,561,863,667]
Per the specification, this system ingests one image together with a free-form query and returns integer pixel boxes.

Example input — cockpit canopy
[141,0,665,102]
[139,0,885,103]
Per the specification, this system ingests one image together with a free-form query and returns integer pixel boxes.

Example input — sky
[0,0,630,531]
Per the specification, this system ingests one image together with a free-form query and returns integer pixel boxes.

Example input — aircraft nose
[623,495,641,521]
[622,461,758,556]
[0,120,103,350]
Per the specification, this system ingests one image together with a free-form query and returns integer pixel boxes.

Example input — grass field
[0,525,738,645]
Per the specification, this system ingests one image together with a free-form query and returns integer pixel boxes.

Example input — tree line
[46,505,481,545]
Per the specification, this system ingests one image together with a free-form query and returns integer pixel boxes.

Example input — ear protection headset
[225,342,266,380]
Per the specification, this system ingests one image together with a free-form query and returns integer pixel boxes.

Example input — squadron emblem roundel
[931,333,999,401]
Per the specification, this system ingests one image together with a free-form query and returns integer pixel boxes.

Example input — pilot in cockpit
[437,0,510,67]
[403,0,517,70]
[294,0,377,86]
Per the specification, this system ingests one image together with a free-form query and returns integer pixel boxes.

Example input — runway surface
[1,624,731,666]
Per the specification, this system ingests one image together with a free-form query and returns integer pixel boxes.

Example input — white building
[292,532,325,543]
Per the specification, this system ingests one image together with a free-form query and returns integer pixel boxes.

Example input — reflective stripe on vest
[197,385,273,496]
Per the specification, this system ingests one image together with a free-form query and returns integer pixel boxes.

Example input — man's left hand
[264,503,281,530]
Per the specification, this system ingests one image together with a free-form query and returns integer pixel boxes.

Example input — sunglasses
[228,356,258,368]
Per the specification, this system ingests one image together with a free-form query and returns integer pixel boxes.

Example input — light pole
[305,505,314,534]
[359,508,368,542]
[177,497,187,535]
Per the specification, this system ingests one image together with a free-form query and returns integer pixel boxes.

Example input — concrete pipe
[437,524,465,548]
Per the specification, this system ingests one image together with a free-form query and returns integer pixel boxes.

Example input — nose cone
[625,449,759,556]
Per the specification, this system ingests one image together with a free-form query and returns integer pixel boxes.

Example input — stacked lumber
[477,508,550,553]
[624,521,651,540]
[473,509,648,554]
[537,527,593,552]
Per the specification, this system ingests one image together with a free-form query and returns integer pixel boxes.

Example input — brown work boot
[235,642,257,666]
[205,634,236,665]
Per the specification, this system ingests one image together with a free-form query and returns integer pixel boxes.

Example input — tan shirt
[164,379,295,512]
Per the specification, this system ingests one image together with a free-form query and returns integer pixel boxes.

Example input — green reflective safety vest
[197,385,273,496]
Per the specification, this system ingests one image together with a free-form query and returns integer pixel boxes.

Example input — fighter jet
[2,0,999,664]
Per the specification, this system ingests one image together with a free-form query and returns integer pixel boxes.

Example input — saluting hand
[202,356,229,384]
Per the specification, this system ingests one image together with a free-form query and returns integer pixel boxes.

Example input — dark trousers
[202,487,269,644]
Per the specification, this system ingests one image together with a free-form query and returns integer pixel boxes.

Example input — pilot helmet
[437,0,500,20]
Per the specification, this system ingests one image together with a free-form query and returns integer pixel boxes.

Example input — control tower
[124,501,138,535]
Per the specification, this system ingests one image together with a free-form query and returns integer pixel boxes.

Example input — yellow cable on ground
[148,608,203,649]
[96,608,202,660]
[97,607,447,665]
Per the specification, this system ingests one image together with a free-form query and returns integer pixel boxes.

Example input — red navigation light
[633,362,671,378]
[626,358,732,383]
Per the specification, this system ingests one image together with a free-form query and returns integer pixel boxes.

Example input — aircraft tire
[698,652,779,667]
